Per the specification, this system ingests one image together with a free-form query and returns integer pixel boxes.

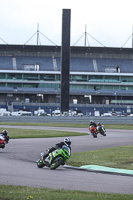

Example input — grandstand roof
[0,44,133,55]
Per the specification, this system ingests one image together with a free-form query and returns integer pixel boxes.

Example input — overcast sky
[1,0,133,47]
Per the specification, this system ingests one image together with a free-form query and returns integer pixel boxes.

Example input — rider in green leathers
[42,137,71,160]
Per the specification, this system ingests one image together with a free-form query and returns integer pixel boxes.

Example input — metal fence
[0,116,132,124]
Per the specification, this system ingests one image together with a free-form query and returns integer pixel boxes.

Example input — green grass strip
[0,127,88,139]
[67,145,133,170]
[0,185,132,200]
[0,122,133,129]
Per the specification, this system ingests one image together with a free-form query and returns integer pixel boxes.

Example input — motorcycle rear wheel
[50,157,64,170]
[100,130,106,136]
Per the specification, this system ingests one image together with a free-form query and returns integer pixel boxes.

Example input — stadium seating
[56,57,94,72]
[70,57,94,72]
[0,87,14,92]
[0,56,13,70]
[96,58,133,73]
[16,56,54,71]
[0,55,133,73]
[16,87,56,94]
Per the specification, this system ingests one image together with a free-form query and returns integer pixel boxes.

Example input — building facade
[0,44,133,114]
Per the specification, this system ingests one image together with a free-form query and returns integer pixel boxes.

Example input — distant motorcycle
[0,135,6,149]
[37,145,71,170]
[97,125,106,136]
[89,125,98,138]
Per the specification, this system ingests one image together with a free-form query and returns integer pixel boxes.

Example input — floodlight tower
[132,26,133,48]
[60,9,71,114]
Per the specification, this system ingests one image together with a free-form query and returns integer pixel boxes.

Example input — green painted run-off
[80,165,133,175]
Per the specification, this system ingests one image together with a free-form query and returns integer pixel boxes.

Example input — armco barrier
[0,116,132,124]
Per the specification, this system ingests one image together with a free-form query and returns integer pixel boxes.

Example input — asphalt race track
[0,127,133,194]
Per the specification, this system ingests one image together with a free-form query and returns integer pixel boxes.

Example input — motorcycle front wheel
[0,144,5,149]
[50,157,64,170]
[92,132,97,138]
[37,159,45,168]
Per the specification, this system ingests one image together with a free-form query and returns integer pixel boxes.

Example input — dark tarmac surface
[0,127,133,194]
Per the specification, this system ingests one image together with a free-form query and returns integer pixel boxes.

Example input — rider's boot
[41,152,49,161]
[43,153,49,160]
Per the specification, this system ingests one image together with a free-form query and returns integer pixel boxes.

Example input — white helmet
[64,137,71,146]
[2,130,8,136]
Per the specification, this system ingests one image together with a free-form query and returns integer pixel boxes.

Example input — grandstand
[0,44,133,115]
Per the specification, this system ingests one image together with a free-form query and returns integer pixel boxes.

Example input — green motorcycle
[97,125,106,136]
[37,145,71,170]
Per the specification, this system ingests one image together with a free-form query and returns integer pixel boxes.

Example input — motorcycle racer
[97,122,106,136]
[89,120,98,138]
[42,137,71,160]
[0,130,9,144]
[89,120,97,128]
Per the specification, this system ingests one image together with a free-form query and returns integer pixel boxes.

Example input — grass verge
[0,128,88,139]
[0,185,132,200]
[0,122,133,129]
[67,145,133,170]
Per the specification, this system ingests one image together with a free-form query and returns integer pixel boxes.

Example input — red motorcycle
[0,135,5,149]
[89,125,98,138]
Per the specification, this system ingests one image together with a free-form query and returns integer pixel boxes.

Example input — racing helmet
[2,130,8,136]
[64,137,71,146]
[97,122,101,126]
